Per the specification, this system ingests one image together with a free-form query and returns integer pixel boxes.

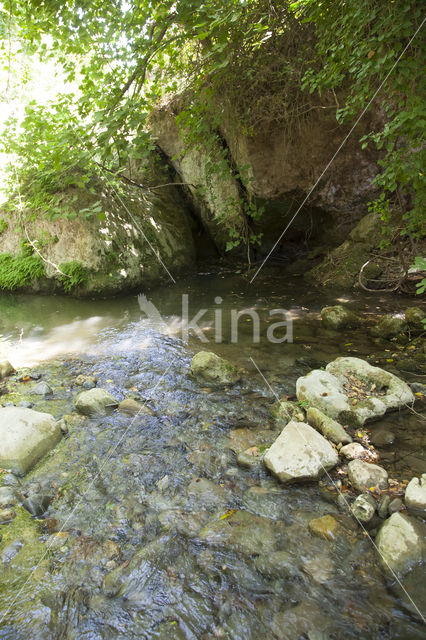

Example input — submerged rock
[375,513,426,575]
[370,315,406,339]
[0,487,19,509]
[189,351,241,387]
[264,421,338,483]
[320,305,362,330]
[404,306,425,330]
[75,388,118,416]
[198,509,286,555]
[308,515,339,541]
[0,407,62,475]
[347,459,388,492]
[306,406,352,444]
[118,398,153,416]
[296,357,414,427]
[404,474,426,513]
[0,360,15,380]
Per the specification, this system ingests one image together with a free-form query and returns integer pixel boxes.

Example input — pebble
[308,515,339,541]
[0,508,16,524]
[350,494,376,523]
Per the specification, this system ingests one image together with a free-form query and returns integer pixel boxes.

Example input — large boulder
[0,407,62,475]
[376,513,426,575]
[190,351,242,387]
[0,360,14,380]
[296,357,414,427]
[75,388,118,416]
[347,459,388,492]
[263,421,338,483]
[404,474,426,513]
[320,305,362,330]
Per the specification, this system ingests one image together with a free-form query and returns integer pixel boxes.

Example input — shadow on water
[0,269,425,639]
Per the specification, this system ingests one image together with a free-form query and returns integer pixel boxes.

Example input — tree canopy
[0,0,424,244]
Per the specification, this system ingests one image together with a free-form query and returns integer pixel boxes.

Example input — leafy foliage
[59,261,89,293]
[291,0,425,239]
[0,243,45,290]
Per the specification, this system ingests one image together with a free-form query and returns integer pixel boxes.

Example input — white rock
[376,513,426,575]
[296,357,414,427]
[347,459,388,492]
[0,360,15,379]
[404,474,426,513]
[264,421,338,484]
[0,407,62,475]
[340,442,368,460]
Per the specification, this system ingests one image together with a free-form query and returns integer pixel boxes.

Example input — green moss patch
[0,252,45,291]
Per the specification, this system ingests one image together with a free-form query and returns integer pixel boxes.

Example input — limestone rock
[0,360,14,380]
[190,351,241,387]
[306,406,352,444]
[0,407,62,475]
[75,388,118,416]
[320,305,362,330]
[404,474,426,513]
[347,459,388,492]
[350,494,376,523]
[297,357,414,427]
[376,513,426,575]
[340,442,368,460]
[264,421,338,483]
[31,381,53,396]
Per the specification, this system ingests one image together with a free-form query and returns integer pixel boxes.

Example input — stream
[0,268,425,639]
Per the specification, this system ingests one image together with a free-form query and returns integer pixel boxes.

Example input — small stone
[320,305,362,330]
[404,474,426,513]
[388,498,403,515]
[0,508,16,524]
[75,374,97,387]
[370,315,406,339]
[31,381,53,396]
[404,306,425,330]
[347,459,388,492]
[378,495,391,519]
[75,388,118,416]
[370,430,395,448]
[156,475,170,493]
[340,442,367,460]
[308,515,339,541]
[190,351,242,387]
[118,398,153,416]
[0,360,15,380]
[0,487,18,509]
[350,494,376,523]
[18,401,33,409]
[237,449,264,469]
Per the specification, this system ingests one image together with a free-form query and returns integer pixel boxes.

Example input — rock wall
[0,158,196,295]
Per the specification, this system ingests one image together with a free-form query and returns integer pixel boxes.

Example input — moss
[59,260,89,293]
[0,252,45,291]
[0,219,8,236]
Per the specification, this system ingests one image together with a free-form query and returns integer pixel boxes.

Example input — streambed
[0,269,425,639]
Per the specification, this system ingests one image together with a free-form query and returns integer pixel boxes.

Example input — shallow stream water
[0,268,425,639]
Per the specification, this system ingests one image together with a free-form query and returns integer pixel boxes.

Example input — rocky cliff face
[149,96,381,260]
[0,157,196,295]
